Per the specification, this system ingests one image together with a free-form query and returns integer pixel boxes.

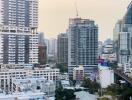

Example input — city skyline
[38,0,131,41]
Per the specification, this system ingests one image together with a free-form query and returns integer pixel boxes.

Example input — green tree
[56,64,67,73]
[108,61,118,69]
[82,77,100,93]
[97,97,110,100]
[63,89,76,100]
[105,84,132,100]
[55,86,76,100]
[55,87,63,100]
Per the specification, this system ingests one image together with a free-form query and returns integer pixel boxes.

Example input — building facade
[38,33,47,65]
[12,77,55,96]
[0,64,60,93]
[0,0,38,28]
[73,66,84,81]
[0,92,46,100]
[57,33,68,65]
[98,65,114,88]
[0,0,38,64]
[45,38,57,63]
[114,2,132,64]
[67,18,98,78]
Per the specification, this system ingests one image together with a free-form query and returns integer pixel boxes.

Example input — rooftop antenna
[74,1,79,17]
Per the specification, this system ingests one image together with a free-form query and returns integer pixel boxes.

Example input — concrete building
[45,39,57,63]
[98,41,103,57]
[59,73,69,80]
[0,64,59,93]
[101,53,117,62]
[57,33,68,65]
[68,18,98,79]
[12,77,56,96]
[0,0,38,64]
[119,31,130,63]
[38,45,47,65]
[0,92,47,100]
[61,80,70,88]
[73,66,84,81]
[0,0,38,28]
[38,32,45,46]
[103,43,113,54]
[38,33,47,65]
[114,2,132,64]
[42,80,56,96]
[98,65,114,88]
[113,20,123,62]
[123,63,132,76]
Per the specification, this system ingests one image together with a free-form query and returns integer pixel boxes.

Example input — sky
[38,0,131,41]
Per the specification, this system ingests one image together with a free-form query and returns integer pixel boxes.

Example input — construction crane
[74,1,79,17]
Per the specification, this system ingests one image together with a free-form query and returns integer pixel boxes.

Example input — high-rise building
[0,0,38,28]
[0,0,38,64]
[45,38,57,63]
[57,33,68,65]
[67,18,98,79]
[113,20,122,62]
[114,2,132,64]
[38,33,47,65]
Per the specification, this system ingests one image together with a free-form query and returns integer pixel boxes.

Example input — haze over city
[38,0,131,41]
[0,0,132,99]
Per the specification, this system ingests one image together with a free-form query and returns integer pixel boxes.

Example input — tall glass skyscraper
[116,1,132,64]
[0,0,38,64]
[67,18,98,79]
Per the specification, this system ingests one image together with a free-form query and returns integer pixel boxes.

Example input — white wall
[99,66,114,88]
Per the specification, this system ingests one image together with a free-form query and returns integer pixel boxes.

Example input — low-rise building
[100,53,117,62]
[42,80,56,96]
[98,65,114,88]
[59,73,69,80]
[0,64,59,93]
[0,91,47,100]
[61,80,70,88]
[12,77,55,97]
[33,67,60,81]
[123,63,132,77]
[73,66,84,81]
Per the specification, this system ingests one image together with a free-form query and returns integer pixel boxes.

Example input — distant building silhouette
[38,33,47,65]
[57,33,68,65]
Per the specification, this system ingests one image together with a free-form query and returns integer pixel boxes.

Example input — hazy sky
[38,0,131,41]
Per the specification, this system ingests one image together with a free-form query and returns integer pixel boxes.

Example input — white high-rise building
[0,0,38,64]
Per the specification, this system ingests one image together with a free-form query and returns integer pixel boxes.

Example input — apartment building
[68,18,98,78]
[0,64,59,93]
[0,0,38,64]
